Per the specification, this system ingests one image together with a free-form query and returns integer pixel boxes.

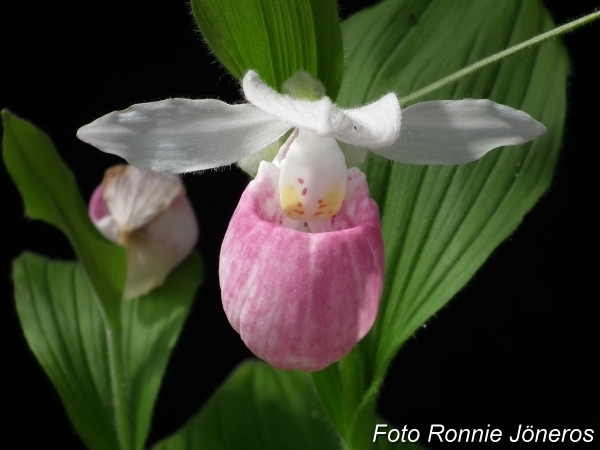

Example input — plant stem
[107,327,133,450]
[401,10,600,106]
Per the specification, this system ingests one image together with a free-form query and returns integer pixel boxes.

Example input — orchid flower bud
[89,165,198,299]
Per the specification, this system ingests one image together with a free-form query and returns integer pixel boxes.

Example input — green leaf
[2,110,126,327]
[124,254,203,450]
[153,360,340,450]
[13,252,202,450]
[315,0,568,444]
[190,0,343,97]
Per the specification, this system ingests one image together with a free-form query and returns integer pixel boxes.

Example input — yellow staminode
[281,184,306,220]
[281,182,345,221]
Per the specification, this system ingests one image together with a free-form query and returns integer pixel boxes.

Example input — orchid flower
[78,70,545,370]
[89,165,198,299]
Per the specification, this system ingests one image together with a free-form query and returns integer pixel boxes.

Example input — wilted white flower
[89,165,198,299]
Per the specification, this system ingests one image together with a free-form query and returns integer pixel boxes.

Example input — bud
[89,165,198,299]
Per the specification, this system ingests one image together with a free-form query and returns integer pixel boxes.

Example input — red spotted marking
[318,199,322,203]
[318,204,327,209]
[302,188,307,196]
[293,210,304,215]
[314,212,324,217]
[297,202,302,207]
[298,178,305,184]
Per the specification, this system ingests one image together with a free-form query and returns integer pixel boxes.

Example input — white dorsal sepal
[279,129,347,222]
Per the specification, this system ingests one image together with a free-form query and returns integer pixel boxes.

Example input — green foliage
[13,252,201,450]
[153,359,426,450]
[4,112,202,449]
[153,360,340,450]
[190,0,344,97]
[2,110,126,327]
[314,0,568,447]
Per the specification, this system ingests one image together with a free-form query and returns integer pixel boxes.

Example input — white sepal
[89,165,198,299]
[341,92,401,148]
[243,70,401,148]
[372,99,546,165]
[77,98,291,173]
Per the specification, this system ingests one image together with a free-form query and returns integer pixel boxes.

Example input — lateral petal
[243,70,400,147]
[372,99,546,165]
[77,98,291,173]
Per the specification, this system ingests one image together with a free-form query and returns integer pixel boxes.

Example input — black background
[1,1,598,448]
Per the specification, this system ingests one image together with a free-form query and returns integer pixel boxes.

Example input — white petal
[371,100,546,165]
[77,98,291,173]
[341,93,401,148]
[242,70,400,147]
[279,130,347,221]
[102,165,183,232]
[143,195,199,262]
[94,215,119,242]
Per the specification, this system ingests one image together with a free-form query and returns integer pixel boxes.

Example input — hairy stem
[401,10,600,106]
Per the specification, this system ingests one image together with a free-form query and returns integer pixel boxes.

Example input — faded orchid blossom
[89,165,198,299]
[78,70,545,370]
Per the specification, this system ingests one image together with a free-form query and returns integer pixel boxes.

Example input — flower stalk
[106,327,133,450]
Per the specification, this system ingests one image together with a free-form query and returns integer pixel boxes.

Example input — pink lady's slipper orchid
[220,162,384,371]
[78,70,545,370]
[89,165,198,299]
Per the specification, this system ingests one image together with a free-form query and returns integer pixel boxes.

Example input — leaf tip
[1,108,14,127]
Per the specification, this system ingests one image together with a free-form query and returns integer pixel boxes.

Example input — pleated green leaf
[13,252,202,450]
[315,0,567,444]
[190,0,343,97]
[153,360,340,450]
[2,110,126,327]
